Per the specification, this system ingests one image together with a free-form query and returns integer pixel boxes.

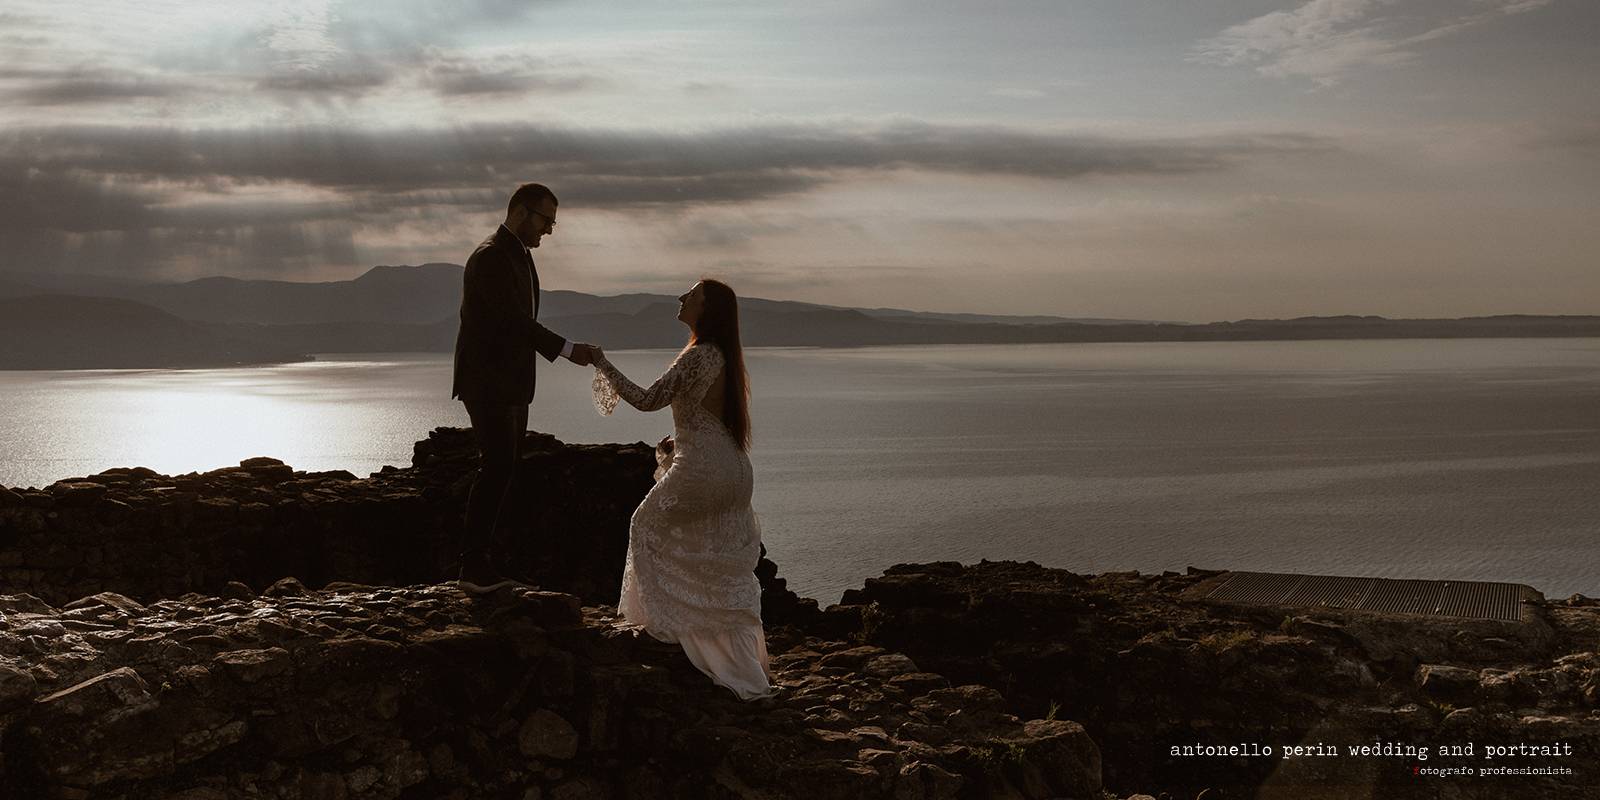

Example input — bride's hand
[657,435,674,455]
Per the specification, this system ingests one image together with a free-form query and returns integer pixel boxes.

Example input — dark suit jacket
[451,225,567,406]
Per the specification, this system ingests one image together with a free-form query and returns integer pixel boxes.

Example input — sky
[1,0,1596,321]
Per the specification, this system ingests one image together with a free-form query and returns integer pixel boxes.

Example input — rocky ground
[803,560,1600,799]
[0,579,1101,799]
[3,431,1597,798]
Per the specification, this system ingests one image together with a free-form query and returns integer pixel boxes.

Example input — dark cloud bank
[0,121,1333,276]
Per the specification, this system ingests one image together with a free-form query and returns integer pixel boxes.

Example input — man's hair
[507,183,558,216]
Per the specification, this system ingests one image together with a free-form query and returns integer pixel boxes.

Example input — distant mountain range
[2,266,1598,370]
[0,266,1151,327]
[0,295,306,369]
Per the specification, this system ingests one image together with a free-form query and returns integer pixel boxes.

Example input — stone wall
[0,428,817,627]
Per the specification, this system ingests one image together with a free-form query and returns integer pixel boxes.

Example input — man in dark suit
[451,182,595,594]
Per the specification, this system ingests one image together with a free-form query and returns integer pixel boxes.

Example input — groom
[451,182,596,594]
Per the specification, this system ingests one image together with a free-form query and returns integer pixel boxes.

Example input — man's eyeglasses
[529,208,557,230]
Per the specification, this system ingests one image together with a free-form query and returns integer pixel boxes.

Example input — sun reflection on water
[0,356,471,485]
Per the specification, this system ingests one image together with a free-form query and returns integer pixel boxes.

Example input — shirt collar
[499,223,530,253]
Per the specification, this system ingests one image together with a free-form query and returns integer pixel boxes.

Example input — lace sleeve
[591,344,721,415]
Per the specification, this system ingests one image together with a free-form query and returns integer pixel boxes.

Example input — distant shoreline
[5,333,1600,371]
[5,269,1600,369]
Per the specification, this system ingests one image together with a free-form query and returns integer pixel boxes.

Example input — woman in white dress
[589,279,774,700]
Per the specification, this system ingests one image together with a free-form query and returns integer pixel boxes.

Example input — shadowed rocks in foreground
[816,560,1600,799]
[0,581,1100,799]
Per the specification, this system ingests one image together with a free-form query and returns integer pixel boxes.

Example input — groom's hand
[567,343,595,366]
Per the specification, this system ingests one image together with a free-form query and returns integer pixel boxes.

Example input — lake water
[3,339,1598,603]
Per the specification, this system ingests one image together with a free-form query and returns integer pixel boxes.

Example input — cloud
[0,1,584,111]
[262,0,342,71]
[0,120,1338,277]
[254,71,390,95]
[329,0,550,41]
[1191,0,1553,87]
[419,53,602,97]
[5,76,190,106]
[681,81,733,95]
[0,63,392,108]
[0,68,192,105]
[673,217,809,249]
[989,87,1048,100]
[1526,124,1600,156]
[2,121,1335,199]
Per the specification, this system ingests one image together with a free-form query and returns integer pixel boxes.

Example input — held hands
[568,342,598,367]
[656,435,674,455]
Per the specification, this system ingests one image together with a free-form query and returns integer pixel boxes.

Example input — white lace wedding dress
[591,342,774,700]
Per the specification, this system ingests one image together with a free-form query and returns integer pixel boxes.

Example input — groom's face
[516,198,557,249]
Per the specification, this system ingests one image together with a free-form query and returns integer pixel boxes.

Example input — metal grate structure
[1191,571,1536,623]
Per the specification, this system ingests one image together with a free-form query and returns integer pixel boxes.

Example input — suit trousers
[461,400,530,561]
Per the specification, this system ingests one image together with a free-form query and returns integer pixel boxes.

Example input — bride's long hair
[688,279,751,451]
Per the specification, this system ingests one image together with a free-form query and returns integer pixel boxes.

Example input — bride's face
[677,283,705,327]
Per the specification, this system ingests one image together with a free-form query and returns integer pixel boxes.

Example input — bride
[589,279,774,700]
